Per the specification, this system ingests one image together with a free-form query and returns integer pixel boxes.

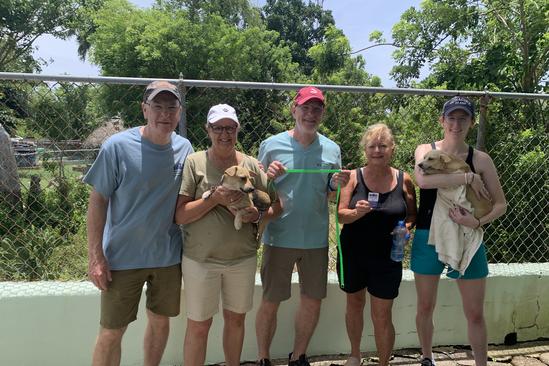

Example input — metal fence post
[178,73,187,138]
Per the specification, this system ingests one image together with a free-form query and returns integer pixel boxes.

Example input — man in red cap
[255,86,350,366]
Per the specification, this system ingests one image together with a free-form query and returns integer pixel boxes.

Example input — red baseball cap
[294,86,325,106]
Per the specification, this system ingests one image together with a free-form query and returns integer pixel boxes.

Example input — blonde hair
[359,123,395,149]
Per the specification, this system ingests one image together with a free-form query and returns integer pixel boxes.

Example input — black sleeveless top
[416,143,476,229]
[340,168,408,258]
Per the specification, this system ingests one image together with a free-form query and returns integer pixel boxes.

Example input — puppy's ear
[441,154,452,164]
[228,166,238,177]
[248,170,257,178]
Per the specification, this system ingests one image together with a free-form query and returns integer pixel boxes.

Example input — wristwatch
[328,174,337,191]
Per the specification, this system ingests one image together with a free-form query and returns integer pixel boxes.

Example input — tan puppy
[418,150,492,218]
[202,165,271,231]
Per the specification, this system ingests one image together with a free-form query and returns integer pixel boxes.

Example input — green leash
[280,168,345,288]
[286,169,341,174]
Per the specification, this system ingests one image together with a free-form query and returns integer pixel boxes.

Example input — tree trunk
[476,95,491,152]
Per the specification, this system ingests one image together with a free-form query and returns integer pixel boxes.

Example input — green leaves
[390,0,548,92]
[0,0,98,71]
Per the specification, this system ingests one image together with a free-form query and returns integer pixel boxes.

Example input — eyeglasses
[298,105,324,115]
[146,103,180,114]
[209,125,237,134]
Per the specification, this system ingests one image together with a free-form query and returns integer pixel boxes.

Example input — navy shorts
[411,229,488,279]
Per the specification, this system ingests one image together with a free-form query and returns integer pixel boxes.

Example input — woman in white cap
[411,96,507,366]
[175,104,281,366]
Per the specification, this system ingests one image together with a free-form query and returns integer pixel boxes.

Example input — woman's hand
[354,199,373,218]
[448,205,480,229]
[240,206,260,223]
[469,173,491,201]
[227,206,260,222]
[211,186,244,207]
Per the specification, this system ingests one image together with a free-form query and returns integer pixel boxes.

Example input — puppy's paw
[202,187,215,200]
[234,216,243,230]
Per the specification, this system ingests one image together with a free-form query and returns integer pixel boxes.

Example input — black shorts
[336,246,402,299]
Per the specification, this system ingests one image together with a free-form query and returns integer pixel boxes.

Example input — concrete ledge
[0,263,547,366]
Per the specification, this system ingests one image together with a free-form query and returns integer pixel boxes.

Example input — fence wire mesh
[0,75,547,281]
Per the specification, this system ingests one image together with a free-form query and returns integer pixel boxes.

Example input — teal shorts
[410,229,488,279]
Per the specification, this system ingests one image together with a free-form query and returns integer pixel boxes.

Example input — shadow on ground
[228,340,549,366]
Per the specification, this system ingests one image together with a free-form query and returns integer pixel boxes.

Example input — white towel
[428,184,484,276]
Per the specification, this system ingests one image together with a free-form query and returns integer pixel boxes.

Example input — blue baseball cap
[443,96,475,117]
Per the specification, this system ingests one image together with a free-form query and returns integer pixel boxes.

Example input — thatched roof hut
[82,117,125,148]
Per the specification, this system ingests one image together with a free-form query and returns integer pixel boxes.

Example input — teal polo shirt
[258,131,341,249]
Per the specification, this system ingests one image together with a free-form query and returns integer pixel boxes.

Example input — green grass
[17,162,87,190]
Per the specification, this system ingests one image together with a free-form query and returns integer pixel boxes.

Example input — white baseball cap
[207,104,240,126]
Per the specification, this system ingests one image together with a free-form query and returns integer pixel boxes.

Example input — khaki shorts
[260,245,328,302]
[100,264,182,329]
[182,255,257,321]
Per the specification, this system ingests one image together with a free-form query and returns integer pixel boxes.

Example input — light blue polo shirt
[258,131,341,249]
[83,127,193,270]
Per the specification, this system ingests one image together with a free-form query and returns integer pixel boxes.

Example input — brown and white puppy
[202,165,271,231]
[418,150,492,218]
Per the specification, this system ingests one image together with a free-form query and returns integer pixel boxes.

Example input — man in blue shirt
[84,80,193,366]
[255,86,350,366]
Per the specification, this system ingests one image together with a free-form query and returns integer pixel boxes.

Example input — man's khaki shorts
[260,245,328,302]
[100,264,182,329]
[182,255,257,321]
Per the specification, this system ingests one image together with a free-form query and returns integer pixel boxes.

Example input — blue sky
[32,0,422,87]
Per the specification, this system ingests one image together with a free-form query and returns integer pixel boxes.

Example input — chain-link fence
[1,73,547,281]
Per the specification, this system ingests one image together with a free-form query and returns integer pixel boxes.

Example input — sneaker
[288,352,310,366]
[420,357,435,366]
[344,356,361,366]
[257,359,272,366]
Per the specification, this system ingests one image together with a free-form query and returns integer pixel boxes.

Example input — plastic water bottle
[390,220,409,262]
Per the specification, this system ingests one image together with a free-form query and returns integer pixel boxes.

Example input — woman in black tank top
[411,96,507,366]
[337,124,417,366]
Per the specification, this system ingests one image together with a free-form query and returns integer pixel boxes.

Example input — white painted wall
[0,263,547,366]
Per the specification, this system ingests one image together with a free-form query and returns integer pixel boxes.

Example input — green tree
[28,83,99,140]
[0,0,94,71]
[390,0,548,93]
[86,0,298,150]
[160,0,262,27]
[262,0,335,75]
[307,26,385,168]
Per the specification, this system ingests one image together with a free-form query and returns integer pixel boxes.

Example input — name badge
[368,192,380,209]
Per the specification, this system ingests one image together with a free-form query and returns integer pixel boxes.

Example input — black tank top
[416,143,476,229]
[340,168,408,258]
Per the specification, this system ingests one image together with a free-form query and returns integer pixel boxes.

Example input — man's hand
[330,170,351,189]
[88,254,112,291]
[266,161,286,180]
